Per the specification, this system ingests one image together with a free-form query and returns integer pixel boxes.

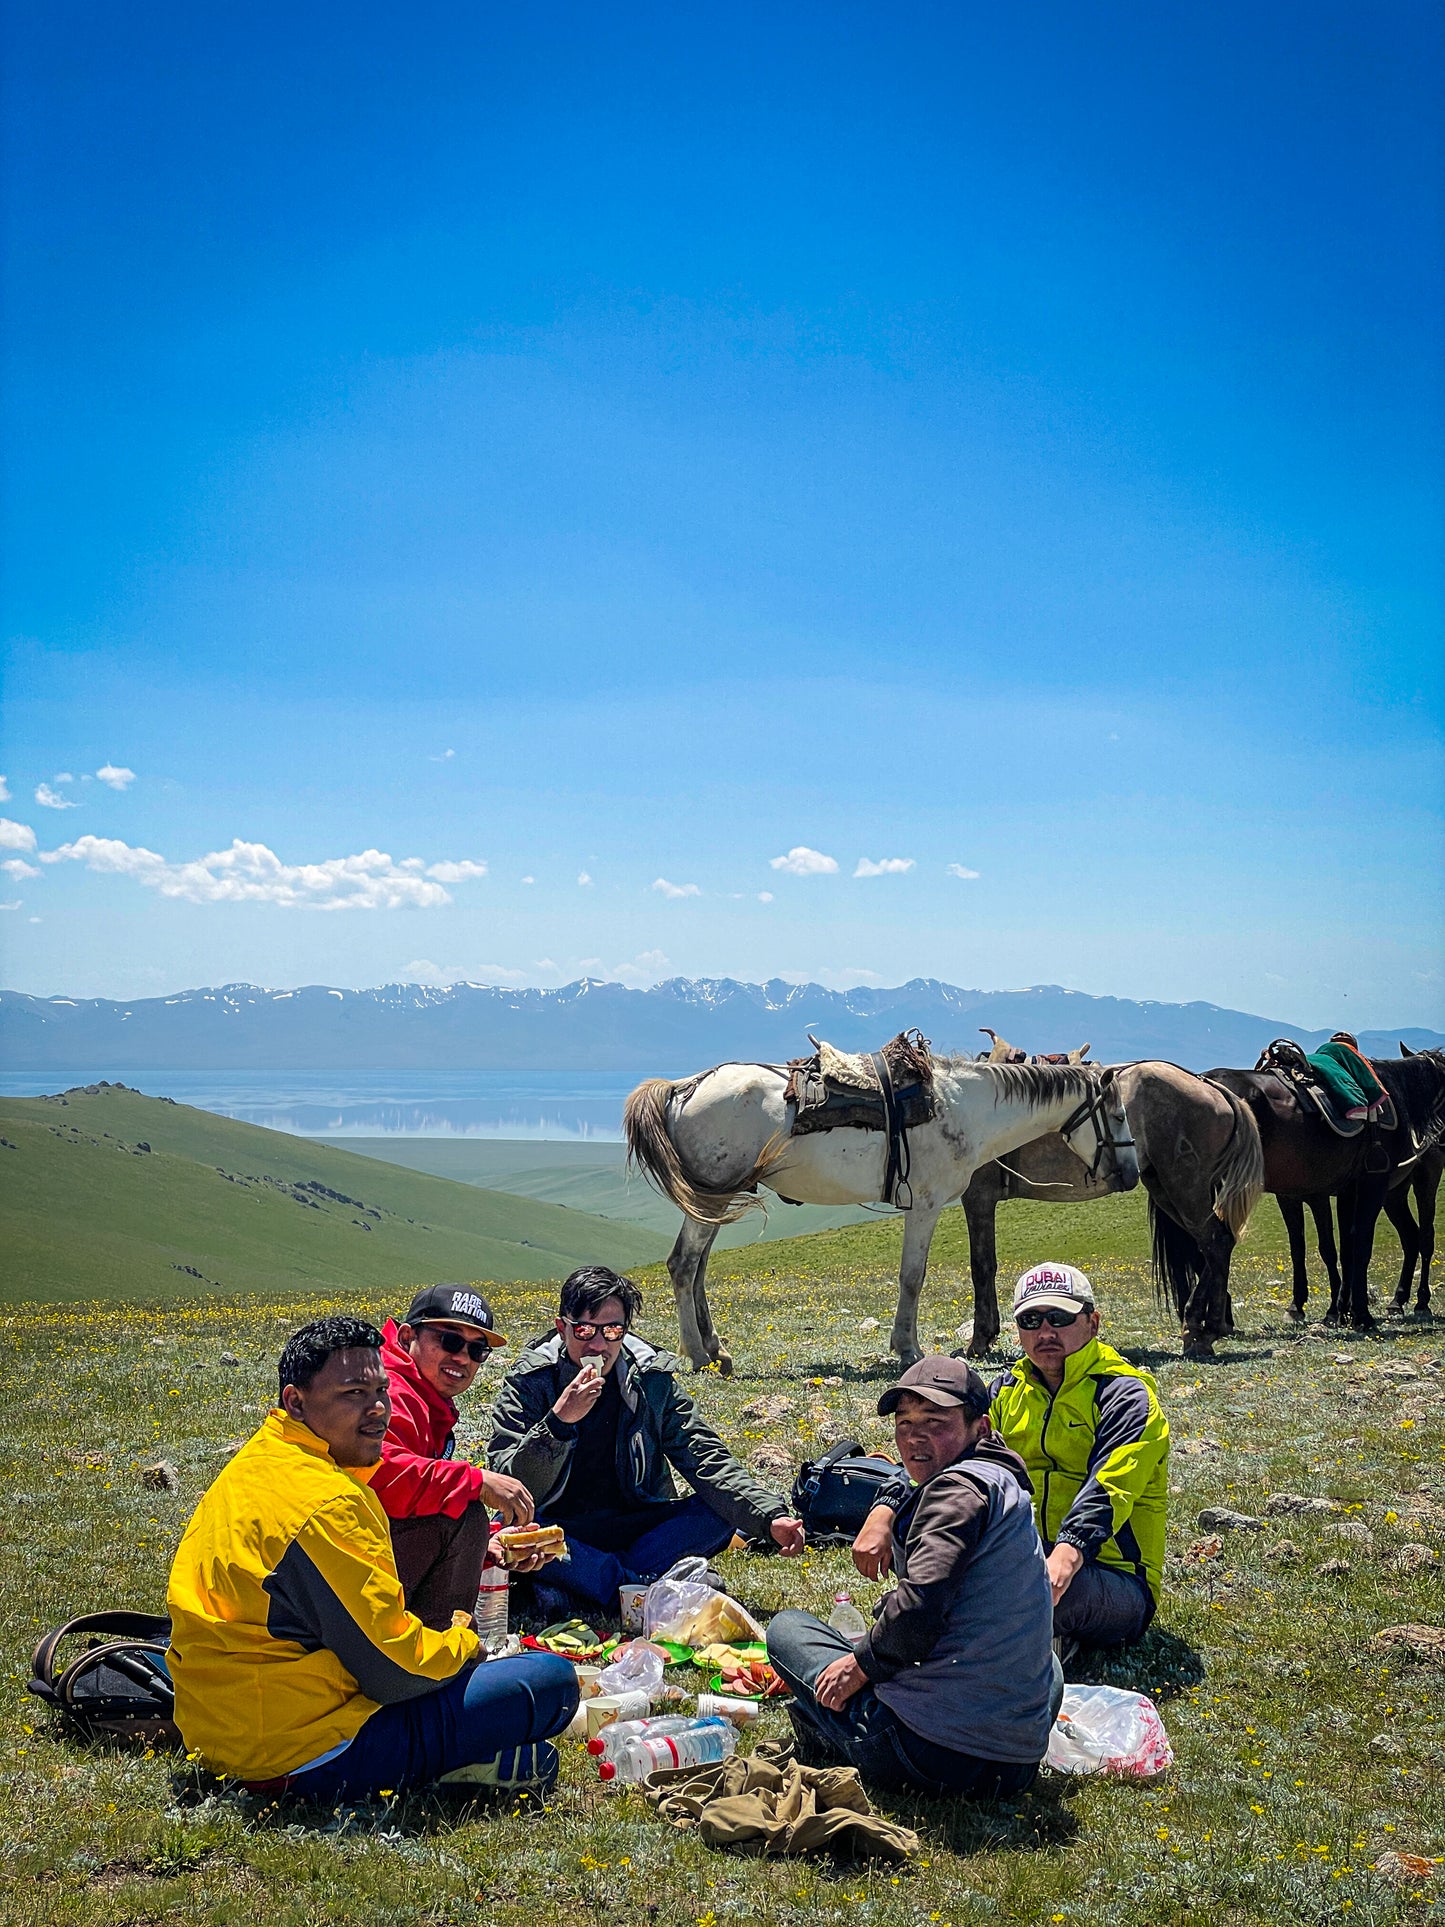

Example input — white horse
[624,1056,1139,1371]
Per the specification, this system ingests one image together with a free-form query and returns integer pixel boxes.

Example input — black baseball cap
[877,1356,990,1418]
[402,1284,507,1347]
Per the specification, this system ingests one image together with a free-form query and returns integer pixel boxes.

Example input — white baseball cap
[1012,1262,1095,1317]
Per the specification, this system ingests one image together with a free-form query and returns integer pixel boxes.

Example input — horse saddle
[1248,1040,1397,1138]
[784,1030,937,1138]
[977,1028,1090,1066]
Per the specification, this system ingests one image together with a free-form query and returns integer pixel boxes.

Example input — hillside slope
[0,1085,668,1307]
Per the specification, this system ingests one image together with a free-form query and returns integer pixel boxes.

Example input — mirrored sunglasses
[566,1320,628,1343]
[419,1325,492,1362]
[1015,1306,1087,1331]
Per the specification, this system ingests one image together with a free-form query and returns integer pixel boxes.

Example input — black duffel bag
[28,1611,180,1748]
[792,1439,903,1546]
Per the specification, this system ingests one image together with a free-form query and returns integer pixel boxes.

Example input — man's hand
[552,1360,605,1426]
[1046,1542,1084,1605]
[478,1471,534,1527]
[815,1653,867,1711]
[770,1516,806,1556]
[852,1505,895,1580]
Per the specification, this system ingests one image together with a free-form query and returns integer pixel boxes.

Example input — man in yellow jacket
[166,1315,577,1799]
[987,1264,1169,1653]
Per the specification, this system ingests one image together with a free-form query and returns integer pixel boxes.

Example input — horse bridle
[1059,1074,1136,1183]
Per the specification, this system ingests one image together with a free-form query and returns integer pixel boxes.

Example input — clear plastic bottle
[828,1592,868,1639]
[586,1713,715,1761]
[474,1556,510,1652]
[597,1719,737,1783]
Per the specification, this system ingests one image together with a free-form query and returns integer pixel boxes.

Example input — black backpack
[792,1439,903,1545]
[28,1611,180,1748]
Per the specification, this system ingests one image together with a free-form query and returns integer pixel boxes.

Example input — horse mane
[1370,1050,1445,1129]
[940,1056,1095,1109]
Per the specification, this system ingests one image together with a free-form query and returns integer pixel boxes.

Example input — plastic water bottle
[597,1719,737,1783]
[828,1592,868,1639]
[474,1556,510,1652]
[586,1713,716,1761]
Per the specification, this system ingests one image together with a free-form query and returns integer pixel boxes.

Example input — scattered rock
[857,1317,880,1334]
[954,1323,974,1345]
[218,1351,241,1368]
[1196,1506,1263,1532]
[818,1376,842,1388]
[1369,1624,1445,1665]
[1317,1559,1352,1577]
[740,1396,794,1425]
[140,1461,179,1493]
[1325,1521,1375,1548]
[1172,1385,1199,1399]
[1178,1438,1224,1457]
[1266,1493,1343,1517]
[1185,1537,1223,1562]
[1375,1850,1436,1884]
[1331,1352,1356,1365]
[1263,1539,1300,1563]
[1369,1731,1404,1757]
[1392,1543,1439,1574]
[931,1331,949,1344]
[1382,1362,1426,1380]
[748,1443,795,1478]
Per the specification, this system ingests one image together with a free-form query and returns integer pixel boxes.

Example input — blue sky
[2,1,1441,1026]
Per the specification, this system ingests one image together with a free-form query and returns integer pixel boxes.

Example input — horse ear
[1401,1041,1415,1057]
[1068,1043,1092,1063]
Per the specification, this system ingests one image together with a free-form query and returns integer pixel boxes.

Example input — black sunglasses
[418,1325,492,1363]
[565,1319,628,1343]
[1016,1306,1088,1332]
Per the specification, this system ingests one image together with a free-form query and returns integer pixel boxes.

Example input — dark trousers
[767,1610,1062,1799]
[1053,1562,1153,1647]
[391,1502,494,1630]
[534,1495,736,1616]
[282,1654,578,1800]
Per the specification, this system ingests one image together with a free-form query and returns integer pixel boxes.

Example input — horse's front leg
[1279,1198,1308,1320]
[890,1201,944,1369]
[1383,1185,1419,1314]
[1338,1179,1383,1332]
[1311,1196,1344,1322]
[1182,1218,1235,1357]
[960,1180,1001,1358]
[667,1217,719,1370]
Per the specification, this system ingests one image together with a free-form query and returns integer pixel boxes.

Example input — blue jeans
[767,1610,1061,1799]
[281,1654,577,1800]
[536,1496,737,1616]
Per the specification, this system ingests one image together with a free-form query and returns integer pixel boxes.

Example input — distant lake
[0,1070,633,1140]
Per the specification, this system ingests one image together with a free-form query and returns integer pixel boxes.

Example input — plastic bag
[595,1640,666,1701]
[642,1557,765,1647]
[1045,1684,1174,1778]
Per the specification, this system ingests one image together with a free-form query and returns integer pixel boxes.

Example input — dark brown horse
[1198,1050,1445,1333]
[1280,1141,1442,1322]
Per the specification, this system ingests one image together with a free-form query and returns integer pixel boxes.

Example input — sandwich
[494,1522,568,1566]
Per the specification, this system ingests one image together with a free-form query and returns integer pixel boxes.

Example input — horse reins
[1059,1076,1136,1183]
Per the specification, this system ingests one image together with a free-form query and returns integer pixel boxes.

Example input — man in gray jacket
[767,1356,1061,1797]
[488,1266,804,1617]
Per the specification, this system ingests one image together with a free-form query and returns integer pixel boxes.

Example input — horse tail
[1210,1088,1265,1239]
[1150,1198,1203,1321]
[623,1076,789,1227]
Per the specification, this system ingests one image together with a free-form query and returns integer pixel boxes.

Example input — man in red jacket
[371,1283,537,1628]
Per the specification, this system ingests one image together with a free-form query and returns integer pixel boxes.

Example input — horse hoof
[894,1348,923,1371]
[1386,1303,1406,1318]
[1182,1337,1216,1360]
[713,1349,734,1378]
[1285,1306,1305,1323]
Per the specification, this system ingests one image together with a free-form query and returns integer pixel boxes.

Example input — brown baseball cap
[877,1355,990,1418]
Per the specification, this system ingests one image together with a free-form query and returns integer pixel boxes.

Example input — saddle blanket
[1253,1040,1397,1138]
[784,1030,938,1138]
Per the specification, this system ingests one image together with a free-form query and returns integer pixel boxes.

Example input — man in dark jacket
[370,1284,540,1628]
[767,1357,1061,1797]
[488,1265,805,1617]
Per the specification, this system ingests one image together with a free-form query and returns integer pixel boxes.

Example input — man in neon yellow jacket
[987,1264,1169,1652]
[166,1315,576,1799]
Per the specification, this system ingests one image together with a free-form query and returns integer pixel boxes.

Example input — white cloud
[577,871,593,886]
[853,857,915,877]
[56,772,75,784]
[0,776,9,802]
[534,956,558,971]
[652,877,701,899]
[95,764,136,790]
[758,890,775,903]
[429,749,456,762]
[0,899,20,911]
[424,859,488,883]
[401,959,528,987]
[39,835,490,910]
[0,819,38,851]
[946,863,981,880]
[521,875,535,885]
[609,949,670,987]
[35,784,78,810]
[769,846,838,876]
[1,858,40,880]
[577,956,603,968]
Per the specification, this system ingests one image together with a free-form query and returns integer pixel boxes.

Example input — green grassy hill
[0,1084,669,1307]
[343,1135,879,1245]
